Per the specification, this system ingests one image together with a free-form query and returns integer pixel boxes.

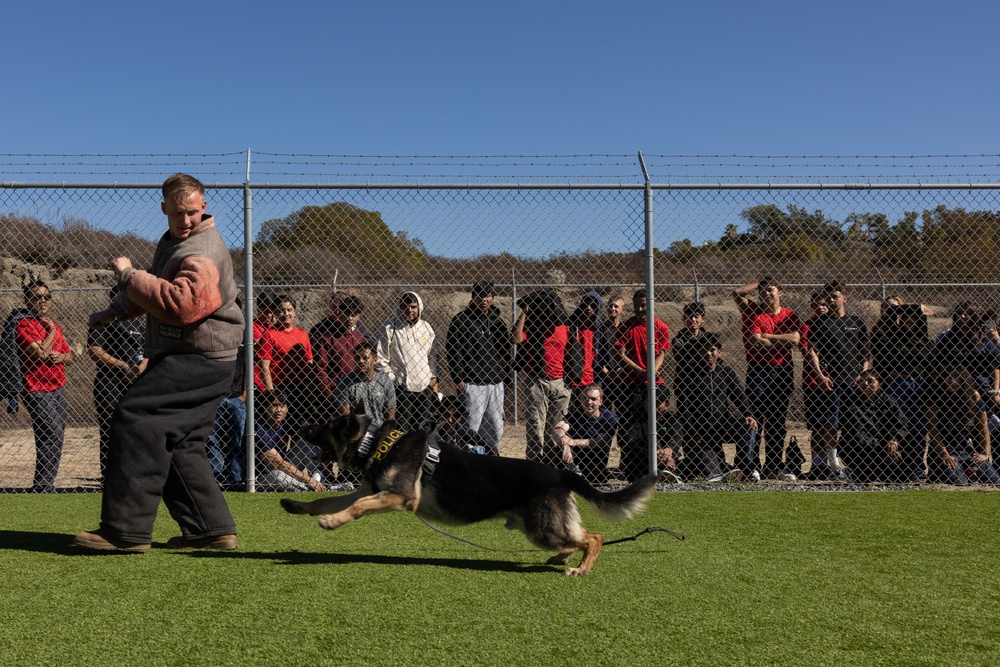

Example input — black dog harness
[350,424,441,480]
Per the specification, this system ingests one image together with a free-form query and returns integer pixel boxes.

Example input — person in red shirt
[511,289,571,465]
[614,289,670,481]
[310,293,369,424]
[565,292,604,390]
[15,279,73,492]
[251,293,277,392]
[732,276,802,480]
[259,295,314,426]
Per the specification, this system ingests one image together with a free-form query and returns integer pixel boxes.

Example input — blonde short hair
[161,173,205,206]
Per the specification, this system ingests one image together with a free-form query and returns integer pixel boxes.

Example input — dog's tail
[567,474,657,520]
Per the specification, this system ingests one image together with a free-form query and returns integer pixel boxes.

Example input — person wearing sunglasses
[14,279,73,492]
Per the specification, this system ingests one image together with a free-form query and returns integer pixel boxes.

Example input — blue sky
[3,1,999,254]
[4,1,997,161]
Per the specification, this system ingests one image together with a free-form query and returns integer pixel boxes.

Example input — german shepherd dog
[280,407,657,576]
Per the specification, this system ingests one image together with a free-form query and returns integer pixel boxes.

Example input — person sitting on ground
[254,391,326,493]
[672,332,757,482]
[552,383,619,485]
[869,301,934,482]
[934,305,1000,412]
[925,365,1000,486]
[428,395,494,456]
[837,370,908,483]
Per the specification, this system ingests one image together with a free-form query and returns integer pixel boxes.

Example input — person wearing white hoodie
[376,291,439,432]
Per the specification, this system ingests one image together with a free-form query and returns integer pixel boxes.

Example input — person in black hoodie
[673,333,758,480]
[838,370,908,483]
[445,281,512,455]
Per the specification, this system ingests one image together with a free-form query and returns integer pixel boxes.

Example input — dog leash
[416,515,684,552]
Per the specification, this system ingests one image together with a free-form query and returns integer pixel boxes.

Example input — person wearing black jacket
[445,280,512,455]
[674,333,758,480]
[838,370,908,483]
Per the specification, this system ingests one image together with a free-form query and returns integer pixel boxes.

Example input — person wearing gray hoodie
[376,291,439,432]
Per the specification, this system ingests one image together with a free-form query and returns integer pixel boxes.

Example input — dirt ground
[1,420,994,492]
[0,420,814,491]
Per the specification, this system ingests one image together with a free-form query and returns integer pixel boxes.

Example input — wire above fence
[3,152,1000,184]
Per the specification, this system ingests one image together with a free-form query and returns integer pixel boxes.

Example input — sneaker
[749,470,761,482]
[707,469,743,483]
[74,530,150,553]
[778,470,797,482]
[658,469,684,484]
[165,534,238,551]
[326,482,355,493]
[804,465,835,481]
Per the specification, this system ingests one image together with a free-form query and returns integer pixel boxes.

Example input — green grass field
[1,490,998,666]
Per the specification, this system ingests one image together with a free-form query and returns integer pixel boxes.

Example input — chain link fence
[2,167,999,492]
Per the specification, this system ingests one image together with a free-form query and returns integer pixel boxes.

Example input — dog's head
[300,400,374,470]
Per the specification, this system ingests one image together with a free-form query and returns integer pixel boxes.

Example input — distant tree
[256,201,427,272]
[846,213,890,241]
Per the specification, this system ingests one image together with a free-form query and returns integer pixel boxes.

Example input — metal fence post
[639,152,657,477]
[511,270,518,426]
[242,154,257,493]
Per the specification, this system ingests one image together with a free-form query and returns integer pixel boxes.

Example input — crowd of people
[8,246,1000,493]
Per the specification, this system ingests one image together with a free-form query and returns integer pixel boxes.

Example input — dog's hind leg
[564,530,605,577]
[317,491,415,530]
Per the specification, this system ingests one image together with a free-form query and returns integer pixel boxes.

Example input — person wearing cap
[672,332,757,482]
[445,280,511,455]
[310,292,370,424]
[803,280,870,480]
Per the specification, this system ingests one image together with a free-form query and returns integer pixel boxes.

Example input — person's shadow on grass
[0,531,557,571]
[183,548,558,573]
[0,530,83,555]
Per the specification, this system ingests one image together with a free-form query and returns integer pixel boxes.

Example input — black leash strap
[603,526,685,546]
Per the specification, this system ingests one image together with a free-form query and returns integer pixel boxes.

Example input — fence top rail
[3,181,1000,191]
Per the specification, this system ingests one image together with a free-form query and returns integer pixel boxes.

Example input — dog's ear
[353,399,366,416]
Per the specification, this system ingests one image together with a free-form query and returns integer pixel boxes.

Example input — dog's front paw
[564,567,589,577]
[317,514,346,530]
[280,498,309,514]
